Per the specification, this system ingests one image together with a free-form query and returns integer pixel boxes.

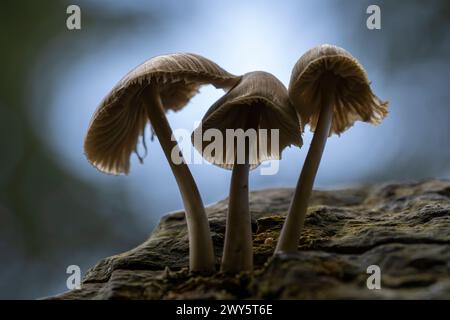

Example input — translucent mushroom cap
[84,53,240,175]
[289,44,388,135]
[192,71,302,170]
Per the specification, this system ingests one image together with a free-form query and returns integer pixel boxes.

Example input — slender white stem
[275,80,334,254]
[221,161,253,272]
[221,107,258,273]
[144,86,215,272]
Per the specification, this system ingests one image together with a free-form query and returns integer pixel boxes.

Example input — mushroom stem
[144,86,215,272]
[221,108,259,273]
[275,79,335,254]
[221,161,253,273]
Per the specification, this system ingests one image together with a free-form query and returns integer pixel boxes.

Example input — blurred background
[1,0,449,299]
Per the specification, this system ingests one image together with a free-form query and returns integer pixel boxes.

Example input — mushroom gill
[192,71,302,170]
[84,53,240,175]
[289,44,388,135]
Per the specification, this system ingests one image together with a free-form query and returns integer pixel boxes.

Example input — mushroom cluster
[84,45,388,274]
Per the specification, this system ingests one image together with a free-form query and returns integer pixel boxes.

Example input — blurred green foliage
[0,0,151,298]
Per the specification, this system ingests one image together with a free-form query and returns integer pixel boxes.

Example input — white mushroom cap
[84,53,240,174]
[289,44,388,135]
[192,71,302,170]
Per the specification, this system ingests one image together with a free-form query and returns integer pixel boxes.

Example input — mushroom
[275,44,389,253]
[84,53,240,272]
[192,71,302,272]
